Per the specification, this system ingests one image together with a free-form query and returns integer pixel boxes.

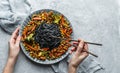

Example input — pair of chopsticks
[50,35,102,46]
[72,44,98,57]
[50,35,102,58]
[69,40,102,46]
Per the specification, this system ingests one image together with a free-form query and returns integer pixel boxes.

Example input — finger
[69,46,77,54]
[83,43,89,56]
[71,47,76,51]
[84,43,88,51]
[69,50,76,54]
[82,52,89,58]
[81,51,89,57]
[11,27,20,40]
[79,54,88,60]
[15,35,21,47]
[72,38,81,45]
[9,39,15,46]
[10,27,20,44]
[73,41,78,44]
[77,40,84,52]
[78,39,81,42]
[69,50,72,54]
[80,44,89,58]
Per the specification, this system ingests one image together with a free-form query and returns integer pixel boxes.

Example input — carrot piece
[24,42,38,51]
[61,15,65,24]
[29,21,34,25]
[27,25,36,35]
[42,48,49,51]
[31,25,36,31]
[33,17,42,20]
[22,26,29,39]
[40,56,46,60]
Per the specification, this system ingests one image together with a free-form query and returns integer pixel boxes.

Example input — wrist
[8,55,18,61]
[7,57,17,66]
[69,63,77,69]
[68,64,77,73]
[69,60,79,69]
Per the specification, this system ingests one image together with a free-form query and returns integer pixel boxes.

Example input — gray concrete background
[0,0,120,73]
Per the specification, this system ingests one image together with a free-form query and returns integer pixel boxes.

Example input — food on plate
[21,10,73,60]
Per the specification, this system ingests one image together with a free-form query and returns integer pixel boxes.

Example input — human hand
[8,27,21,60]
[3,27,21,73]
[69,39,89,68]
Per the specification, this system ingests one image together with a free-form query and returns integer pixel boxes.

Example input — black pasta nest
[34,23,61,50]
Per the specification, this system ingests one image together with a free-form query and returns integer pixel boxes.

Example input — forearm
[3,58,16,73]
[68,64,77,73]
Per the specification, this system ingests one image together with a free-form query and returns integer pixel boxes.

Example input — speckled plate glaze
[19,9,73,65]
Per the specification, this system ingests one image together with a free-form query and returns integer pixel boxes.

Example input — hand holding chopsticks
[69,40,89,68]
[50,35,101,57]
[72,44,98,58]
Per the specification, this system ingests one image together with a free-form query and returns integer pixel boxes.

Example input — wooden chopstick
[84,50,98,57]
[50,35,102,46]
[70,40,102,46]
[72,44,98,58]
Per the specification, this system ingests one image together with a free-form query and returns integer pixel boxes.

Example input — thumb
[15,35,21,47]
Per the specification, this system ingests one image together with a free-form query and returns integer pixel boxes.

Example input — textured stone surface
[0,0,120,73]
